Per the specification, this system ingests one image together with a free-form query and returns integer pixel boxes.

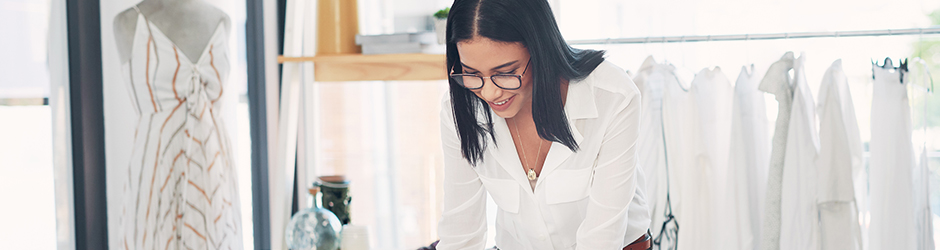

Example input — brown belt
[622,231,651,250]
[493,230,652,250]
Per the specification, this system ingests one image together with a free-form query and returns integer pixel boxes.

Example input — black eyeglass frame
[449,59,531,90]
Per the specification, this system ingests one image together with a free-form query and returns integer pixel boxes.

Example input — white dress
[869,58,918,250]
[119,8,243,250]
[815,59,862,250]
[722,65,769,250]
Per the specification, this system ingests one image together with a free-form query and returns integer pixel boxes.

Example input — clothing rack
[568,27,940,45]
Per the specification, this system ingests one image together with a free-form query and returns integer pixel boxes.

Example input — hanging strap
[132,5,157,41]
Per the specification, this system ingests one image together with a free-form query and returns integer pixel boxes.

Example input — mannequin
[114,0,230,63]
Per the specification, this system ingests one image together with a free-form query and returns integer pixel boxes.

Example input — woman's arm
[437,98,488,250]
[575,92,642,249]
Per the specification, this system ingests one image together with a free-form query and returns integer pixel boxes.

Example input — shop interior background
[1,0,940,249]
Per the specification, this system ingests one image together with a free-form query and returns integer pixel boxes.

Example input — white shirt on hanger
[688,66,734,250]
[659,60,700,250]
[722,64,769,250]
[815,59,863,250]
[438,61,651,250]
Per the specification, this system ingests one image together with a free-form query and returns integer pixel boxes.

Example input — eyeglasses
[449,60,530,90]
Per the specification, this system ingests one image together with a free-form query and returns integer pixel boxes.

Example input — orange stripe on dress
[209,45,223,104]
[183,129,203,146]
[161,102,184,132]
[188,179,212,205]
[198,103,208,120]
[160,150,184,192]
[165,235,173,250]
[172,47,182,103]
[147,102,184,220]
[207,151,221,172]
[184,222,208,241]
[146,37,158,112]
[214,212,223,224]
[145,145,160,220]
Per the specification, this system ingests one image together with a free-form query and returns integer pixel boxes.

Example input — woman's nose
[478,79,503,102]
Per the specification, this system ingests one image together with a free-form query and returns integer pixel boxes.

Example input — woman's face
[456,37,532,119]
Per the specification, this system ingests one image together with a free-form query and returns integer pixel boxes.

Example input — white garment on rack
[916,148,936,250]
[759,52,822,250]
[633,56,667,240]
[642,60,684,250]
[660,62,698,250]
[661,66,732,250]
[758,52,795,250]
[690,67,734,250]
[722,64,769,250]
[912,60,936,250]
[778,52,820,250]
[815,59,862,250]
[869,59,918,250]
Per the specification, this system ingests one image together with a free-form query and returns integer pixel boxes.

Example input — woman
[437,0,651,249]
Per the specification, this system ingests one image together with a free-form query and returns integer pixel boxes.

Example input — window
[0,0,61,248]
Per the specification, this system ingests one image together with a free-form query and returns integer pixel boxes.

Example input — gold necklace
[512,118,542,181]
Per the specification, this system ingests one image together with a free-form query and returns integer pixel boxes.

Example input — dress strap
[132,5,158,47]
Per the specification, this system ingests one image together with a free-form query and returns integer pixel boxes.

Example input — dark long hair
[446,0,605,165]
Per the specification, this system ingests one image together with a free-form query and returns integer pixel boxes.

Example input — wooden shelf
[278,53,447,82]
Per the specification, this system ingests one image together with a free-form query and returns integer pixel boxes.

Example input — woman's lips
[489,95,515,111]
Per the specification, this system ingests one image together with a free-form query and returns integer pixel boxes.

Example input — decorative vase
[317,0,361,54]
[314,175,352,225]
[285,187,343,250]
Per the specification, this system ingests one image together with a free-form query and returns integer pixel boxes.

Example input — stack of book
[355,32,439,55]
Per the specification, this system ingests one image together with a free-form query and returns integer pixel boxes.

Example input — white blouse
[438,61,651,250]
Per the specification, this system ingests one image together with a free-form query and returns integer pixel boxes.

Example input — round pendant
[527,168,537,181]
